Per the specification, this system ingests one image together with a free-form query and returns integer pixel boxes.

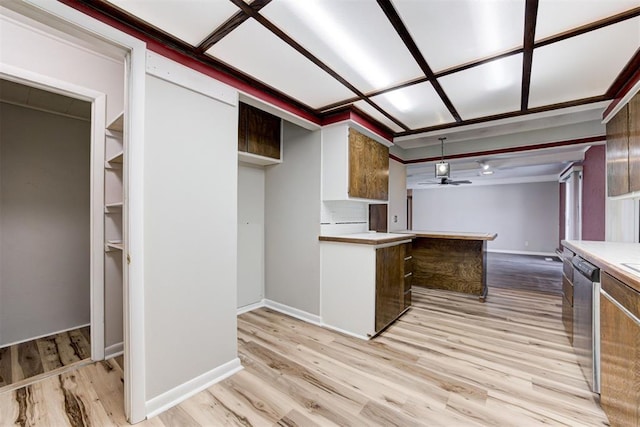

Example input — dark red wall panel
[581,145,606,241]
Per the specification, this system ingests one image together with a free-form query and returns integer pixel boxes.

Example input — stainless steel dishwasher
[572,256,600,393]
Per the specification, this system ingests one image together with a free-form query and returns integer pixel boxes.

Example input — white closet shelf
[105,240,123,251]
[107,112,124,132]
[105,202,123,213]
[106,151,123,164]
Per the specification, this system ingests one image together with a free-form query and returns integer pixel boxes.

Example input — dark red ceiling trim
[603,48,640,119]
[521,0,539,111]
[395,95,609,137]
[58,0,321,125]
[389,153,404,163]
[321,106,395,142]
[400,135,606,164]
[376,0,462,123]
[535,7,640,49]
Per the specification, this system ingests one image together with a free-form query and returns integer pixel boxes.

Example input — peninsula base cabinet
[320,240,411,339]
[599,272,640,427]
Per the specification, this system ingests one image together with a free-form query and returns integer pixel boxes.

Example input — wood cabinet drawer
[404,290,411,309]
[601,272,640,320]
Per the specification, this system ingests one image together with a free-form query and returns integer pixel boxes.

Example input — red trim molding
[603,62,640,119]
[398,135,606,164]
[321,107,394,143]
[389,153,404,163]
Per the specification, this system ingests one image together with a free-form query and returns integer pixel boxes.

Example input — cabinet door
[375,245,404,331]
[600,272,640,426]
[348,128,389,200]
[238,102,281,160]
[629,93,640,193]
[606,104,629,197]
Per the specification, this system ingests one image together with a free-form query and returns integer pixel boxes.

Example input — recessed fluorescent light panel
[285,0,412,112]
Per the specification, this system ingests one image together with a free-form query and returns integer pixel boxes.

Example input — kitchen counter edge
[563,240,640,293]
[319,233,416,245]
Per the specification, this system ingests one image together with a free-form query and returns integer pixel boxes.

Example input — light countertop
[399,230,497,241]
[319,232,415,245]
[563,240,640,293]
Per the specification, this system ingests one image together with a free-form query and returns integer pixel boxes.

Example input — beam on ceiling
[376,0,462,122]
[196,0,271,53]
[395,95,610,137]
[400,135,606,165]
[227,0,410,131]
[521,0,539,111]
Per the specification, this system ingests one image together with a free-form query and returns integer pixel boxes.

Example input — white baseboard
[0,322,91,349]
[105,342,124,359]
[237,300,266,315]
[488,249,559,258]
[146,357,242,419]
[320,323,370,341]
[263,299,322,326]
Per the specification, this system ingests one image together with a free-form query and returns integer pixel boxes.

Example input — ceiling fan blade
[449,180,472,184]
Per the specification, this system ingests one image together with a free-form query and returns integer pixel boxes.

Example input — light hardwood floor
[0,287,609,426]
[0,326,91,392]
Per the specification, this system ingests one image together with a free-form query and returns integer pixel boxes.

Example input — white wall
[412,181,559,254]
[388,159,407,231]
[143,75,238,402]
[0,103,90,346]
[237,164,265,308]
[265,122,321,316]
[0,8,125,124]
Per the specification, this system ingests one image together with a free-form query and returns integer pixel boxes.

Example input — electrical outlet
[393,215,398,223]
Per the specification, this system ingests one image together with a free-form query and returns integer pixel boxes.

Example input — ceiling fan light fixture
[435,161,450,178]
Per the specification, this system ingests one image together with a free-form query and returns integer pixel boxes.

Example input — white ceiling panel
[370,82,456,129]
[536,0,640,41]
[261,0,423,93]
[439,54,523,120]
[392,0,525,73]
[207,19,356,109]
[352,100,405,133]
[107,0,239,46]
[529,17,640,108]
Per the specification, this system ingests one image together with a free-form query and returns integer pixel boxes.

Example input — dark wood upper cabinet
[629,93,640,193]
[606,103,629,197]
[238,102,281,160]
[369,204,388,232]
[348,128,389,201]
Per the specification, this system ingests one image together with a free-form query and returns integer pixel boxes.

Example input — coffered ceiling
[72,0,639,140]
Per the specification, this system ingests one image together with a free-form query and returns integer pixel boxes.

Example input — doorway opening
[0,79,93,389]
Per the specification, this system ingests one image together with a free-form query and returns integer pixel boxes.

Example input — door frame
[3,0,148,422]
[0,66,107,361]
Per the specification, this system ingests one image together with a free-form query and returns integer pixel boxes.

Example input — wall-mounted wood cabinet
[322,124,389,201]
[599,272,640,426]
[238,102,282,165]
[606,91,640,197]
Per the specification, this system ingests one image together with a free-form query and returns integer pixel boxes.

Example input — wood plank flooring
[0,327,91,392]
[487,252,563,295]
[0,288,609,426]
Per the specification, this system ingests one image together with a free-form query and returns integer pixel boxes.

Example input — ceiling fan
[418,137,472,186]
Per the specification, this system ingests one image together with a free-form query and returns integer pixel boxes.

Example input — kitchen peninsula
[319,232,415,339]
[400,230,497,301]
